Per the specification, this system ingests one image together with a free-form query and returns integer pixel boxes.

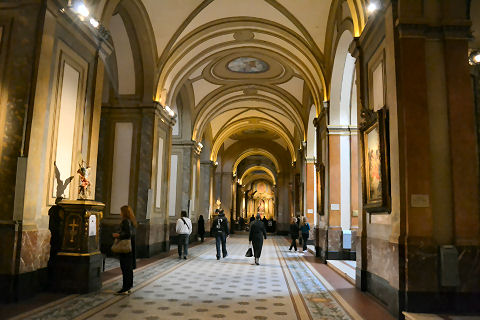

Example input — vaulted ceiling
[97,0,366,167]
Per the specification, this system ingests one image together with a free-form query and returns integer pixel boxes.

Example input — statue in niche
[77,160,91,200]
[54,161,74,203]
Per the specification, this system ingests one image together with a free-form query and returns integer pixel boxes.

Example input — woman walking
[289,217,299,251]
[112,205,137,294]
[300,217,310,252]
[198,215,205,242]
[249,213,267,265]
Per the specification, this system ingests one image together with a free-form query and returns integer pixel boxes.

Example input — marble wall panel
[328,228,342,252]
[0,4,42,221]
[457,245,480,292]
[405,241,438,292]
[135,110,154,221]
[19,229,50,273]
[366,237,399,289]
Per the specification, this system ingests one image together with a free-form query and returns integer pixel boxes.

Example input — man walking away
[289,217,299,251]
[249,213,267,265]
[176,211,192,259]
[212,209,229,260]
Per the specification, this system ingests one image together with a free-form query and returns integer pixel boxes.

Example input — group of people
[111,205,308,294]
[289,216,311,252]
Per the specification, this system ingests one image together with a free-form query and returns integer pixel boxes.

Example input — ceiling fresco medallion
[227,57,269,73]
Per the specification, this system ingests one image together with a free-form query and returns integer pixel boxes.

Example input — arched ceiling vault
[240,166,277,186]
[242,174,274,188]
[233,149,280,176]
[95,0,367,166]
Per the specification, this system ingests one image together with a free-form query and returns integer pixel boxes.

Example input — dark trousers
[302,233,309,251]
[252,238,264,258]
[177,234,189,257]
[119,252,133,290]
[199,233,205,242]
[289,237,298,251]
[215,233,227,258]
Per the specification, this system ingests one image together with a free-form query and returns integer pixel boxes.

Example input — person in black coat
[289,217,299,251]
[249,213,267,265]
[198,215,205,242]
[112,205,137,295]
[211,210,229,260]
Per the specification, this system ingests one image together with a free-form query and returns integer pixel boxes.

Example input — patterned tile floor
[15,236,355,320]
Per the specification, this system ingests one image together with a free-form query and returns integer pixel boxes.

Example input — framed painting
[361,108,391,213]
[316,163,325,216]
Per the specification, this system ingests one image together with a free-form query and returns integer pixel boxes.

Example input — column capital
[154,101,177,127]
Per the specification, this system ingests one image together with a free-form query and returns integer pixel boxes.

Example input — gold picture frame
[361,108,391,213]
[316,163,325,216]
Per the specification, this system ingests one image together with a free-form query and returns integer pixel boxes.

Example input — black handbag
[245,247,253,257]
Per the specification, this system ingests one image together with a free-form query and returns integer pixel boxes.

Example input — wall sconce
[469,50,480,66]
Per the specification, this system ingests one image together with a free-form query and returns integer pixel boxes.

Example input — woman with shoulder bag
[249,213,267,265]
[112,205,137,295]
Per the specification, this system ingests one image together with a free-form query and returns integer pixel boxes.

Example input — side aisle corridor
[8,236,392,320]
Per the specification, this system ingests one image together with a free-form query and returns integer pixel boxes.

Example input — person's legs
[221,233,227,257]
[302,234,308,251]
[215,235,221,259]
[125,252,133,289]
[291,238,297,251]
[177,235,183,258]
[201,233,204,242]
[119,253,127,290]
[119,253,133,292]
[183,234,189,258]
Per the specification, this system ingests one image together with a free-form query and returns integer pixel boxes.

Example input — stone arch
[99,0,157,102]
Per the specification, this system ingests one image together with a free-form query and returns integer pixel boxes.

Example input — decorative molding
[397,23,471,40]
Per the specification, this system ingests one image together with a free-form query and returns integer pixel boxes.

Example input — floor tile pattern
[18,236,353,320]
[280,242,351,319]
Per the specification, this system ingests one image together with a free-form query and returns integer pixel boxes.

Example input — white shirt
[176,217,192,235]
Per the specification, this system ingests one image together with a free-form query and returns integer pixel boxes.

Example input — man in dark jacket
[289,217,299,251]
[212,209,229,260]
[249,213,267,265]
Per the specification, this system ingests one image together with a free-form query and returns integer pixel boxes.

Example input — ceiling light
[470,50,480,65]
[367,2,378,14]
[74,2,89,18]
[89,18,99,28]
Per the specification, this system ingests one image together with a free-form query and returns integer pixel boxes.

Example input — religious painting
[361,108,391,213]
[365,123,382,201]
[227,57,269,73]
[316,163,325,216]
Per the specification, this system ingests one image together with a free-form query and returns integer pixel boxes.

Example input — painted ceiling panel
[262,109,295,136]
[273,137,287,150]
[189,61,209,80]
[223,138,235,150]
[276,0,332,51]
[276,76,305,104]
[141,0,203,58]
[191,79,221,106]
[209,108,247,137]
[175,0,305,47]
